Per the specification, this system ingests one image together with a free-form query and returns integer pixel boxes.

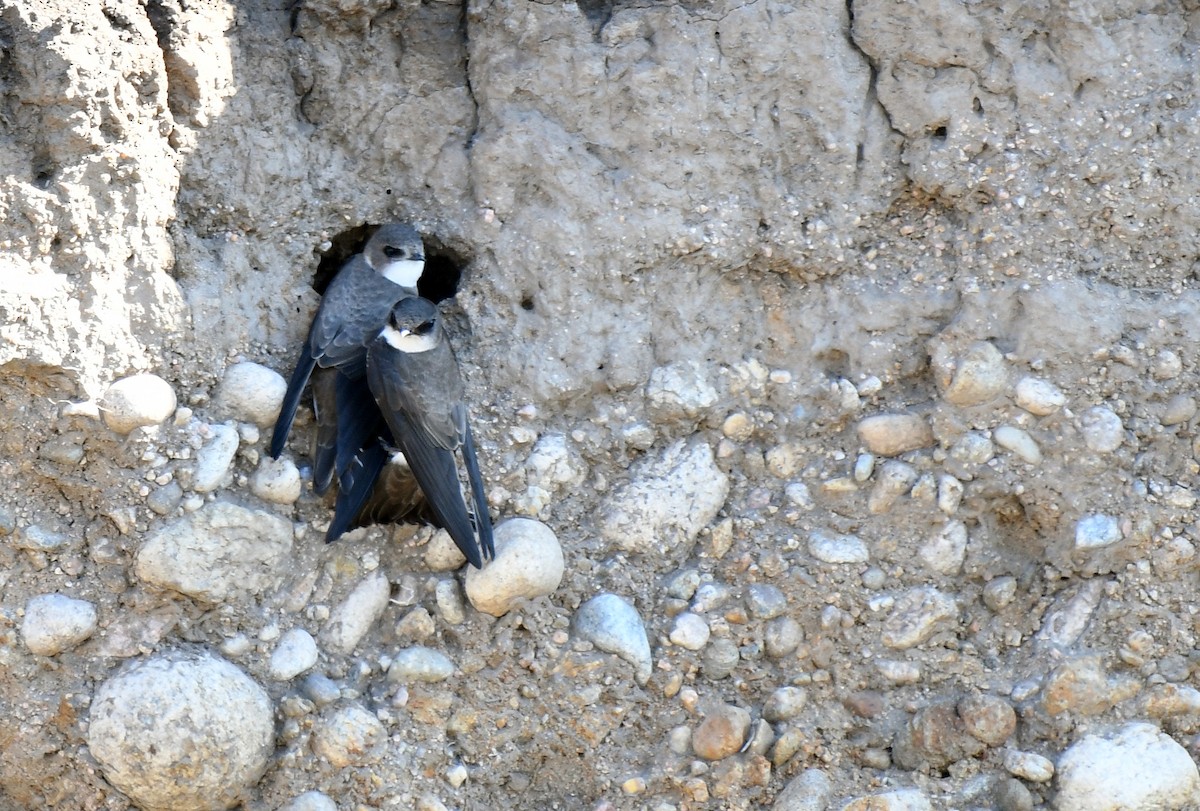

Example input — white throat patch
[381,324,438,353]
[380,259,424,290]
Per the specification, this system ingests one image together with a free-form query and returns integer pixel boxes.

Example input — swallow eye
[416,319,435,335]
[382,245,406,259]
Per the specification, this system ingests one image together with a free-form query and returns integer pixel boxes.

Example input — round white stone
[321,572,391,655]
[281,791,338,811]
[1075,514,1122,550]
[387,646,456,683]
[250,456,302,504]
[100,373,177,435]
[669,612,711,650]
[572,593,653,685]
[216,362,287,427]
[1015,377,1066,415]
[192,423,240,493]
[87,652,274,811]
[22,593,97,656]
[268,628,319,681]
[1079,406,1124,453]
[993,425,1042,465]
[464,518,564,617]
[311,703,385,768]
[808,529,869,564]
[1055,722,1199,810]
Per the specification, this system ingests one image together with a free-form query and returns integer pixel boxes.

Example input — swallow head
[365,222,425,291]
[380,296,441,353]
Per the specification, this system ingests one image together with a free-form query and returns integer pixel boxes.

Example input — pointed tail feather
[394,413,483,569]
[270,349,317,459]
[461,425,494,561]
[326,441,388,543]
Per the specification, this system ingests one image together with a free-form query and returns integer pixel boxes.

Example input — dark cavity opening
[310,224,467,302]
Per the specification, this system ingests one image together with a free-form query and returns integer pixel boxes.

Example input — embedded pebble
[867,460,918,513]
[146,482,184,515]
[992,778,1034,811]
[938,341,1008,406]
[1055,722,1199,810]
[22,593,98,655]
[692,704,750,760]
[598,439,729,554]
[387,646,455,683]
[1035,579,1104,649]
[435,579,466,625]
[919,521,968,575]
[192,423,241,493]
[947,431,995,474]
[281,791,338,811]
[40,433,84,465]
[853,453,875,482]
[766,443,803,478]
[1003,749,1054,782]
[773,768,832,811]
[722,412,754,441]
[840,788,932,811]
[877,660,922,683]
[937,474,963,513]
[892,702,985,770]
[1152,348,1182,380]
[1074,513,1122,550]
[524,433,587,492]
[88,651,274,811]
[216,362,287,427]
[856,413,934,456]
[572,593,653,685]
[993,425,1041,464]
[250,456,302,504]
[983,576,1018,611]
[424,528,468,571]
[322,572,391,654]
[785,482,814,509]
[1161,394,1196,426]
[1079,406,1124,453]
[645,360,718,425]
[669,612,710,650]
[268,628,319,681]
[763,686,808,722]
[958,692,1016,745]
[100,373,178,435]
[881,587,957,649]
[765,616,803,658]
[746,584,787,620]
[136,501,293,602]
[808,529,869,564]
[400,604,439,643]
[464,518,564,616]
[1015,377,1066,415]
[13,524,71,552]
[311,703,386,768]
[666,568,701,600]
[691,582,731,613]
[1040,654,1140,716]
[702,637,740,679]
[302,673,342,706]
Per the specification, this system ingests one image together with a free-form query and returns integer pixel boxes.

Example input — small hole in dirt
[310,224,468,303]
[520,295,535,311]
[931,124,948,140]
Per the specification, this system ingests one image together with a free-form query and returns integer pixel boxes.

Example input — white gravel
[215,361,287,427]
[571,593,653,685]
[1055,722,1199,810]
[311,703,386,768]
[250,455,302,504]
[136,501,293,602]
[191,422,240,493]
[100,373,177,434]
[322,571,391,655]
[87,651,274,811]
[464,518,564,617]
[268,628,319,681]
[387,646,456,683]
[669,611,710,650]
[21,593,97,655]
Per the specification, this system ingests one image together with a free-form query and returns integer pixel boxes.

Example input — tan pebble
[692,704,751,760]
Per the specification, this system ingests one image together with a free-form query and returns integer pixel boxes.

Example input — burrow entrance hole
[311,223,466,303]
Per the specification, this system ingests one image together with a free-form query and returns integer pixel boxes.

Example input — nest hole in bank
[311,223,465,303]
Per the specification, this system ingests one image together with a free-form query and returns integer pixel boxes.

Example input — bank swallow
[365,296,494,568]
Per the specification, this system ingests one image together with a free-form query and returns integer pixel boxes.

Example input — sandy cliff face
[4,0,1200,808]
